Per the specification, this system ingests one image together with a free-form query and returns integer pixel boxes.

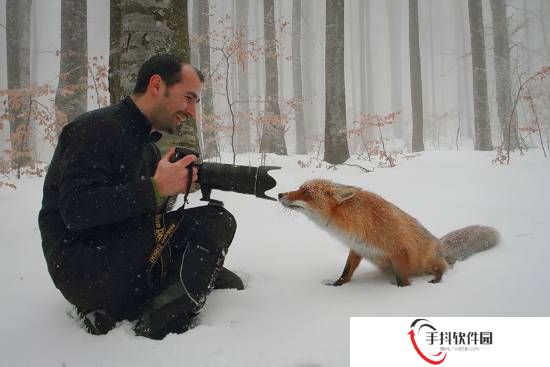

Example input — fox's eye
[303,190,311,198]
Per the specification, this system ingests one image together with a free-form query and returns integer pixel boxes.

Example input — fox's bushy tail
[439,225,500,265]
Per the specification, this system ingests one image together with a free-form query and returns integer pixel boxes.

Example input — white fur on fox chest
[304,210,385,261]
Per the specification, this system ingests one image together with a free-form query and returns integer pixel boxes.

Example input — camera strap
[147,165,194,279]
[181,165,193,208]
[147,211,176,284]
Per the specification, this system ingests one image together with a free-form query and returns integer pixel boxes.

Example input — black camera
[169,147,280,204]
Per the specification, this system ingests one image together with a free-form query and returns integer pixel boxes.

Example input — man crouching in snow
[38,54,243,340]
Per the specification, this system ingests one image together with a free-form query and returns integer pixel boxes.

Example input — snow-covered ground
[1,150,549,367]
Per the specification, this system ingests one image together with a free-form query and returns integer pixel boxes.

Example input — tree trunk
[190,0,200,67]
[300,0,317,151]
[6,0,32,167]
[358,1,375,145]
[468,0,492,151]
[428,0,437,128]
[522,0,532,74]
[109,0,122,105]
[197,0,218,159]
[259,0,287,155]
[455,20,465,148]
[490,0,518,150]
[358,1,366,116]
[111,0,199,152]
[409,0,424,152]
[539,0,550,59]
[55,0,88,134]
[324,0,349,164]
[235,0,251,154]
[230,1,239,117]
[292,0,306,155]
[454,0,473,142]
[386,0,403,140]
[189,0,202,154]
[117,0,190,93]
[252,0,264,149]
[364,0,374,115]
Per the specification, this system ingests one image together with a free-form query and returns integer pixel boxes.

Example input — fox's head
[278,179,361,218]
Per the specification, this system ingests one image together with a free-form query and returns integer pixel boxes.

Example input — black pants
[55,205,236,321]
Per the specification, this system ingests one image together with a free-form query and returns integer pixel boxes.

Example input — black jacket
[38,97,160,298]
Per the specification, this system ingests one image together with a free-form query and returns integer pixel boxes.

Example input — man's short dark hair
[133,54,204,94]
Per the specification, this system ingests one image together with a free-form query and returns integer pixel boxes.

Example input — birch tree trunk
[409,0,425,152]
[468,0,493,151]
[55,0,88,134]
[324,0,349,164]
[292,0,306,154]
[259,0,287,154]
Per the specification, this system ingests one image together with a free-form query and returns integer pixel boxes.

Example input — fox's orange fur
[279,179,499,287]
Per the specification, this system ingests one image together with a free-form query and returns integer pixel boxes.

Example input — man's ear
[149,74,163,96]
[333,185,361,204]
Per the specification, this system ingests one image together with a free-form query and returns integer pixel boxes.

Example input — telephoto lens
[170,147,280,201]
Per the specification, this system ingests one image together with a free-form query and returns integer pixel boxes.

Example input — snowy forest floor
[1,150,549,367]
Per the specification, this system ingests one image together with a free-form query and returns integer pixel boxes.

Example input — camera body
[169,147,280,203]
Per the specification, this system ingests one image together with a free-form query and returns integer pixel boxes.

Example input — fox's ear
[333,186,361,204]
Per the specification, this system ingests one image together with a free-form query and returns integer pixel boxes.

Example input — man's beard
[151,105,176,134]
[158,124,176,135]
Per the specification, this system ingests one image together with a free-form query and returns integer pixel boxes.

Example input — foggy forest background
[1,0,549,186]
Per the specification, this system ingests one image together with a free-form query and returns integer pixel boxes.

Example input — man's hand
[153,147,198,197]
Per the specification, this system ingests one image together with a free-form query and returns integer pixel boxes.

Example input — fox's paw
[394,276,411,287]
[323,277,348,286]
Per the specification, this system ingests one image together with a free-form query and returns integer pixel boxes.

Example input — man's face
[150,65,202,134]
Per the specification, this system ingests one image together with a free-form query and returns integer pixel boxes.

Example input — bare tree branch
[326,163,373,174]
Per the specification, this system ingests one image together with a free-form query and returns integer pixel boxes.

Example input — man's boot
[78,308,117,335]
[133,302,194,340]
[214,267,244,290]
[133,282,200,340]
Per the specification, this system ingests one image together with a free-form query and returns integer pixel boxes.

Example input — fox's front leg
[331,250,362,286]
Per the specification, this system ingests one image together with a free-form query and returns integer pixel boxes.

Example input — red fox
[278,179,499,287]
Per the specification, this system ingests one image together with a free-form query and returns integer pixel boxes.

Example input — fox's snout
[278,192,292,205]
[278,191,307,210]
